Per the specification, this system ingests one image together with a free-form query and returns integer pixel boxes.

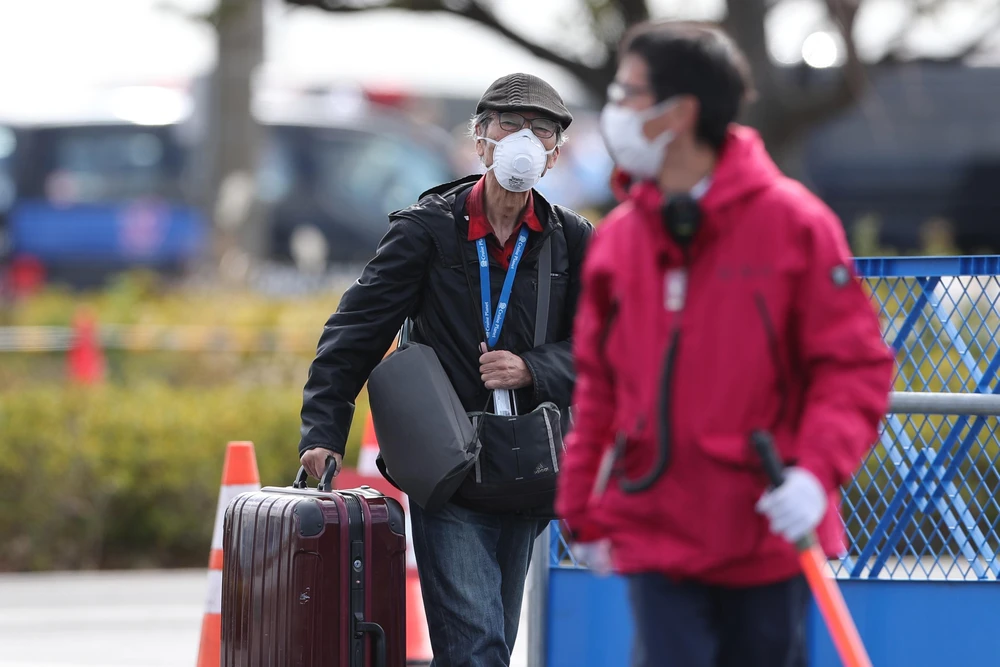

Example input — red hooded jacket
[555,126,895,586]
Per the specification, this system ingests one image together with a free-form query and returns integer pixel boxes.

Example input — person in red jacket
[555,20,895,667]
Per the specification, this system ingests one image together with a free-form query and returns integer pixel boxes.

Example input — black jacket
[299,175,594,457]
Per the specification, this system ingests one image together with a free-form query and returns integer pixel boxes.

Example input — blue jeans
[627,573,810,667]
[409,501,546,667]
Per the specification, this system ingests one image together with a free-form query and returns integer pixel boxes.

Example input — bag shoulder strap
[398,318,412,346]
[534,236,552,347]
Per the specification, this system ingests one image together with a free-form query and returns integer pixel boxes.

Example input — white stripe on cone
[401,496,417,570]
[204,569,223,615]
[355,440,416,569]
[210,484,261,551]
[357,444,380,478]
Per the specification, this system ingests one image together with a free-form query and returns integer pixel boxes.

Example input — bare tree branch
[460,1,613,90]
[157,0,259,30]
[729,0,866,165]
[723,0,772,89]
[311,0,612,96]
[155,0,213,24]
[293,0,1000,170]
[797,0,999,129]
[617,0,650,27]
[949,5,1000,60]
[781,0,865,127]
[874,0,972,64]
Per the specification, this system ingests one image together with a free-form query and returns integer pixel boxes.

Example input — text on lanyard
[478,226,531,349]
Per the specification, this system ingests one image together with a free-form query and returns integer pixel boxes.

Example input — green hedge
[2,271,341,329]
[0,383,369,572]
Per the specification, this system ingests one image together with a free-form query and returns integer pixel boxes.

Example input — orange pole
[800,545,872,667]
[751,431,873,667]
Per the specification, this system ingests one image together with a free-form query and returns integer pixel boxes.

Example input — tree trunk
[209,0,267,279]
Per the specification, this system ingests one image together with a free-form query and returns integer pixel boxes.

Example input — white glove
[755,467,827,544]
[570,539,614,576]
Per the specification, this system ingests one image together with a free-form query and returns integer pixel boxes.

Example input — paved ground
[0,570,205,667]
[0,569,530,667]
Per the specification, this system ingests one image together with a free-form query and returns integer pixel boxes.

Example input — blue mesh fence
[551,256,1000,581]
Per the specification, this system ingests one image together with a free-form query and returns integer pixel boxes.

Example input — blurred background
[0,0,998,664]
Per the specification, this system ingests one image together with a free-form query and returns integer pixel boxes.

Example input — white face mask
[599,99,677,180]
[478,129,556,193]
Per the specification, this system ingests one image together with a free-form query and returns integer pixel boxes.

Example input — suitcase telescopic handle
[292,456,338,492]
[356,618,387,667]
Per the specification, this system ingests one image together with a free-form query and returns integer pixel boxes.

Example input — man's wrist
[518,354,537,391]
[300,443,345,458]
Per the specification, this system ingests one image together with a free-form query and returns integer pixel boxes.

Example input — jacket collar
[418,174,562,235]
[615,125,782,257]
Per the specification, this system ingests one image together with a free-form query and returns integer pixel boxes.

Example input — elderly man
[298,73,593,666]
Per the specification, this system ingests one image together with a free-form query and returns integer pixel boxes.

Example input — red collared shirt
[465,176,544,269]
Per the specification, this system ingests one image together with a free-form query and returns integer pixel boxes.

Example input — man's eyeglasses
[607,81,654,104]
[493,112,560,140]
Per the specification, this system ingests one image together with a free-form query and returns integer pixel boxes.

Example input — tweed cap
[476,73,573,130]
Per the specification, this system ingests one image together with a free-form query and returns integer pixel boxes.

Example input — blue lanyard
[478,226,530,349]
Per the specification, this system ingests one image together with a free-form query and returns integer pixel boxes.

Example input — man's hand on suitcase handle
[301,447,343,481]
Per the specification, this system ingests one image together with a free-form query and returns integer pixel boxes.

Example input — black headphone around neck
[661,193,702,250]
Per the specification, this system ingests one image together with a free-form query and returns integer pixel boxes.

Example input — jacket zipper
[618,255,689,494]
[598,298,620,374]
[753,291,791,434]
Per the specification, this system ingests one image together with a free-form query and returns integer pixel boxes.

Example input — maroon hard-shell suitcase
[220,464,407,667]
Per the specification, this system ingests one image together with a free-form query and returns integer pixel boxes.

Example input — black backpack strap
[534,236,552,347]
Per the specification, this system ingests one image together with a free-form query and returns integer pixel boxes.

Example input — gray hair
[468,111,567,147]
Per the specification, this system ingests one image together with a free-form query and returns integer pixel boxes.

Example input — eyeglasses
[493,112,559,140]
[607,81,654,104]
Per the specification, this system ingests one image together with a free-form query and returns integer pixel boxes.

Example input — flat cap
[476,73,573,130]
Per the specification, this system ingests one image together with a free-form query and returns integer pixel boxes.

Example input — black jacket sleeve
[299,216,434,456]
[519,214,594,409]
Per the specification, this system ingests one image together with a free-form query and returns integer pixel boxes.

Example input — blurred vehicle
[0,87,207,286]
[0,124,14,261]
[9,123,207,284]
[0,84,460,284]
[253,86,460,265]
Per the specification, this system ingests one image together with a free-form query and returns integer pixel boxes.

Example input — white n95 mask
[478,129,555,193]
[599,99,677,180]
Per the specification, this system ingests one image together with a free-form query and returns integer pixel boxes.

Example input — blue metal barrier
[546,256,1000,666]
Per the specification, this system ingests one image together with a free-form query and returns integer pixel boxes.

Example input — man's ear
[546,145,560,171]
[475,133,486,161]
[675,96,700,136]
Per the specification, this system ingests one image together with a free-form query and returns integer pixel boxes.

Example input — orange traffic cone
[67,307,105,385]
[358,412,381,477]
[406,569,433,662]
[196,441,261,667]
[360,411,432,662]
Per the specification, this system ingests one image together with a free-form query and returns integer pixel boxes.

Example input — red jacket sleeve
[792,210,895,492]
[555,227,617,542]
